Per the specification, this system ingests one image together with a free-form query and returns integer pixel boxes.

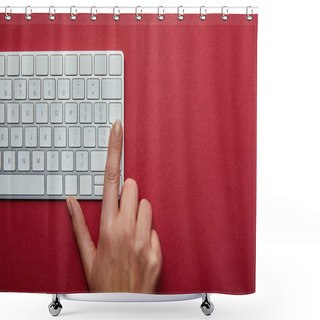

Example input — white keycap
[18,151,30,171]
[76,151,89,171]
[43,79,56,100]
[80,55,92,75]
[87,79,99,99]
[32,151,44,171]
[109,103,122,124]
[80,175,92,195]
[101,79,122,99]
[0,175,44,195]
[84,127,96,147]
[47,151,59,171]
[91,151,108,171]
[65,175,77,195]
[50,103,63,123]
[10,127,23,147]
[94,54,107,75]
[79,103,92,123]
[54,127,67,147]
[65,103,78,123]
[0,80,12,100]
[47,175,63,195]
[21,55,34,76]
[57,79,70,100]
[94,175,104,185]
[68,126,81,147]
[25,127,37,147]
[62,151,74,171]
[109,54,122,75]
[72,79,85,100]
[7,55,19,76]
[36,55,49,76]
[21,103,34,123]
[0,128,8,147]
[7,103,19,123]
[94,185,103,196]
[51,55,63,76]
[36,103,48,123]
[97,127,110,148]
[29,79,41,100]
[65,55,78,76]
[0,56,4,76]
[0,104,4,123]
[3,151,15,171]
[95,103,107,123]
[39,127,52,147]
[14,79,27,100]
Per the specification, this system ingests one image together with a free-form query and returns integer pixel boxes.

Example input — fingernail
[114,119,121,137]
[66,197,73,216]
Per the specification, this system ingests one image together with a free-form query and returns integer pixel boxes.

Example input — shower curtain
[0,10,257,294]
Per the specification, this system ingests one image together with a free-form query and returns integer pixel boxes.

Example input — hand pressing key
[66,120,162,293]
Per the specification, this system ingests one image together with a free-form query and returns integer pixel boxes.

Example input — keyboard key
[25,127,37,147]
[36,103,48,123]
[43,79,56,100]
[80,55,92,75]
[84,127,96,147]
[47,151,59,171]
[0,175,44,195]
[109,103,122,124]
[0,104,4,123]
[29,79,41,100]
[50,103,63,123]
[94,175,104,185]
[57,79,70,100]
[97,127,110,148]
[21,103,34,123]
[51,55,63,76]
[87,79,100,99]
[7,103,19,123]
[36,55,49,76]
[0,79,12,100]
[79,103,92,123]
[0,56,4,76]
[65,175,77,195]
[32,151,45,171]
[62,151,74,171]
[65,55,78,76]
[95,102,107,123]
[94,54,107,75]
[18,151,30,171]
[10,127,23,147]
[0,128,9,147]
[80,175,92,195]
[47,175,63,195]
[68,126,81,147]
[76,151,89,171]
[3,151,15,171]
[94,185,103,196]
[72,78,85,100]
[65,103,78,123]
[91,151,108,171]
[14,79,27,100]
[101,79,122,100]
[7,55,20,76]
[54,127,67,147]
[39,127,52,147]
[109,54,122,75]
[21,55,34,76]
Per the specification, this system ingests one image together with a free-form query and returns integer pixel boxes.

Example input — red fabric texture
[0,13,257,294]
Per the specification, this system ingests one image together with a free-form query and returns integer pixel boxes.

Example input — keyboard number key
[29,79,41,100]
[14,79,27,100]
[44,79,56,100]
[58,79,70,100]
[0,80,12,100]
[0,104,4,123]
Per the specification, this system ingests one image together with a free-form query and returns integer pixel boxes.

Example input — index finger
[101,119,123,225]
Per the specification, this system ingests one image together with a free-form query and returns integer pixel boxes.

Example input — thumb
[67,196,96,283]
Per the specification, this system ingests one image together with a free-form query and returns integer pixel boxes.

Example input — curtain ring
[25,6,32,20]
[5,6,12,21]
[49,6,56,21]
[90,6,97,21]
[200,6,207,21]
[70,6,77,21]
[221,6,228,21]
[135,6,142,21]
[177,6,184,21]
[158,6,164,21]
[113,6,120,21]
[246,6,253,21]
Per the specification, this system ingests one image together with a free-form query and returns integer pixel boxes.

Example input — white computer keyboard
[0,51,124,200]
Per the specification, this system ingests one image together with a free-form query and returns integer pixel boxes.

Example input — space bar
[0,175,44,195]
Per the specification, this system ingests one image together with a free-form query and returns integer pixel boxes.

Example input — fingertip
[66,196,73,216]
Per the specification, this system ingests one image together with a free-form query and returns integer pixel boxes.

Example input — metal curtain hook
[177,6,184,21]
[25,6,32,20]
[49,6,56,21]
[221,6,228,21]
[113,6,120,21]
[200,6,207,21]
[246,6,253,21]
[5,6,12,21]
[70,6,77,21]
[158,6,164,21]
[91,6,97,21]
[135,6,142,21]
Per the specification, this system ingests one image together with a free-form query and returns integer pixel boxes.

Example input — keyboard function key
[65,55,78,76]
[36,55,49,76]
[0,56,4,76]
[109,54,122,76]
[7,55,20,76]
[94,54,107,75]
[21,55,34,76]
[80,55,92,75]
[51,55,63,76]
